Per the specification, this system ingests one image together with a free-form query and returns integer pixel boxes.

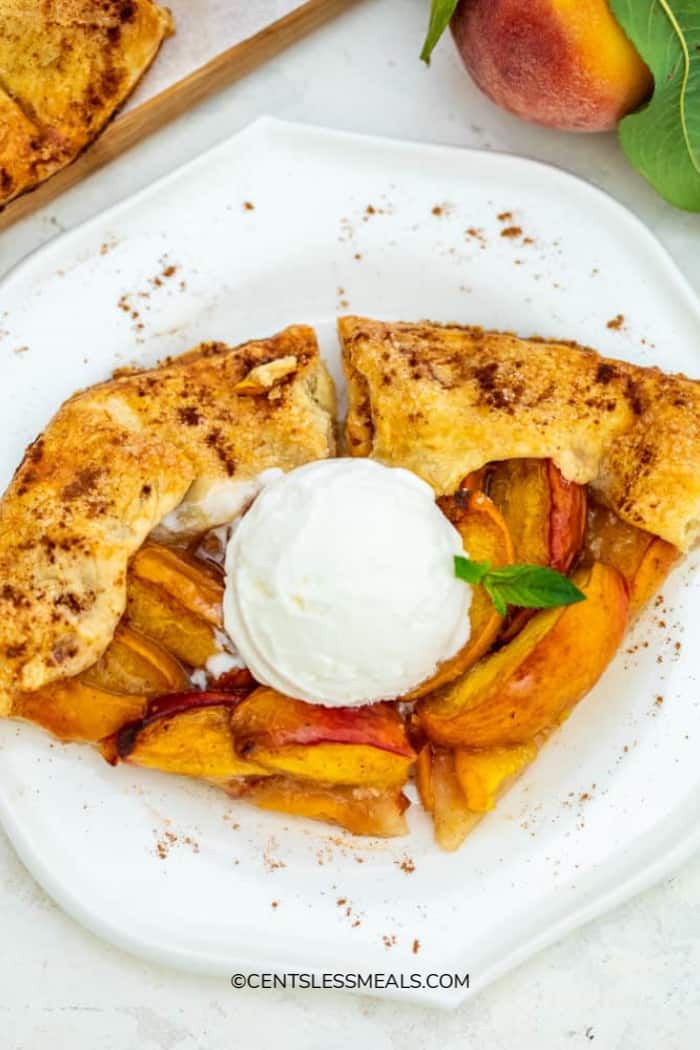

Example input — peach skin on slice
[486,459,586,573]
[230,688,415,788]
[125,574,220,668]
[225,776,409,837]
[417,562,629,748]
[129,544,224,627]
[584,500,678,617]
[80,623,190,696]
[12,679,147,743]
[405,490,514,700]
[454,742,537,812]
[548,462,587,573]
[469,459,585,644]
[114,693,268,779]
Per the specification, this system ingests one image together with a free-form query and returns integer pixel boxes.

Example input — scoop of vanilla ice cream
[223,459,471,707]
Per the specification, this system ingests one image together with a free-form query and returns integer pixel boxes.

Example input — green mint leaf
[421,0,460,64]
[454,555,491,585]
[609,0,700,211]
[485,564,587,611]
[454,558,586,616]
[483,580,508,618]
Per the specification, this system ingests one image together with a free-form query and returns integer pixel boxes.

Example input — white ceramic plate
[0,119,698,1008]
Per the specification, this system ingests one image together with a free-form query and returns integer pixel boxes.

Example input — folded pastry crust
[339,316,700,551]
[0,327,336,712]
[0,0,173,206]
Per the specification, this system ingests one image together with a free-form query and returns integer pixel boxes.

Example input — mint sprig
[454,556,586,617]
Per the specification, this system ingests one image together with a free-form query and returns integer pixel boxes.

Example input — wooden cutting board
[0,0,358,233]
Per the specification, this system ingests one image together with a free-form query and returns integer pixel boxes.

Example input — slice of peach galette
[3,317,697,849]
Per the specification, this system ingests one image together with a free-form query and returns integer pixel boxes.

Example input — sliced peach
[415,743,434,812]
[130,544,224,627]
[417,562,629,748]
[464,459,586,643]
[230,688,413,754]
[629,539,679,616]
[139,689,251,723]
[454,742,537,812]
[429,747,483,852]
[114,695,267,778]
[231,688,415,788]
[125,574,219,668]
[209,667,257,693]
[584,500,678,616]
[80,624,189,696]
[406,490,514,699]
[460,467,488,492]
[548,462,587,573]
[486,459,586,572]
[487,459,550,565]
[240,743,412,789]
[225,776,409,837]
[12,680,146,743]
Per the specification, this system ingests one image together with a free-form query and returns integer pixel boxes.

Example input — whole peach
[451,0,652,132]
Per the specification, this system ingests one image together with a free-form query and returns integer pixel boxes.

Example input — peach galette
[3,317,697,850]
[0,0,173,207]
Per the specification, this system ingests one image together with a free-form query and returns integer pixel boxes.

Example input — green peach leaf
[610,0,700,211]
[421,0,460,64]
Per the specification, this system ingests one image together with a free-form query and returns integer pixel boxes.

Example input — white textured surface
[0,0,699,1045]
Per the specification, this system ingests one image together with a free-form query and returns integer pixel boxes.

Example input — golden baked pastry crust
[0,327,336,712]
[0,0,173,206]
[0,90,70,201]
[339,316,700,551]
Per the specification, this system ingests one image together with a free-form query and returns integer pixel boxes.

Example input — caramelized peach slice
[114,693,267,778]
[428,747,483,852]
[81,624,189,696]
[209,668,257,693]
[130,544,224,627]
[239,743,412,790]
[486,459,586,572]
[454,743,537,812]
[12,680,146,743]
[629,540,679,616]
[415,743,434,813]
[584,500,678,616]
[548,463,587,573]
[125,574,219,668]
[230,688,412,752]
[417,562,629,748]
[417,744,536,849]
[225,776,409,837]
[231,688,415,788]
[406,490,514,699]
